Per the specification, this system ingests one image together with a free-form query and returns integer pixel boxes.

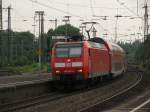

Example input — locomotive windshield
[56,44,82,58]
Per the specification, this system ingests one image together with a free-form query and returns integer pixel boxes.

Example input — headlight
[72,62,83,67]
[77,69,82,72]
[56,70,60,73]
[55,63,65,67]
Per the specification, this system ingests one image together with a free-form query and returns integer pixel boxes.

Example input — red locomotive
[51,37,126,82]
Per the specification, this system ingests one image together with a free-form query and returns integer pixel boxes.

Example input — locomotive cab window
[70,47,82,57]
[56,48,68,58]
[56,43,82,58]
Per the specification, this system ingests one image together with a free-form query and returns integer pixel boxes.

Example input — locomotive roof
[88,37,125,53]
[55,41,84,45]
[109,42,125,53]
[54,37,125,53]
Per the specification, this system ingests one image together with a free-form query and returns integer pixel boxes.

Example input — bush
[143,59,150,70]
[16,63,50,73]
[12,56,32,66]
[18,63,39,73]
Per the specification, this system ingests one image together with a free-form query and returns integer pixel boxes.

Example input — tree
[46,25,81,63]
[46,24,81,50]
[12,31,35,65]
[53,24,81,36]
[0,31,36,66]
[46,29,54,62]
[46,29,54,51]
[118,40,141,64]
[135,35,150,62]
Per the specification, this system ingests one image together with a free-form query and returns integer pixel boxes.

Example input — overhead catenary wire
[4,0,144,43]
[90,0,95,16]
[116,0,142,19]
[43,0,139,10]
[29,0,87,20]
[29,0,139,21]
[28,0,113,39]
[28,0,107,35]
[144,0,148,5]
[2,5,35,31]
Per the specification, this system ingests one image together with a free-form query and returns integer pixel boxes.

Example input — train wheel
[108,74,113,80]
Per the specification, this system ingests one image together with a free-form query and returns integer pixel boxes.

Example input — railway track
[0,67,143,112]
[0,69,20,76]
[0,79,115,112]
[0,92,67,112]
[0,82,106,112]
[79,72,142,112]
[11,69,140,112]
[103,70,150,112]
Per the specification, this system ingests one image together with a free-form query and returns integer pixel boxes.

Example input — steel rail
[0,78,51,88]
[0,92,67,112]
[79,72,142,112]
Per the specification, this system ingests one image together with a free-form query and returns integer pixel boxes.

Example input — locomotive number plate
[66,62,72,67]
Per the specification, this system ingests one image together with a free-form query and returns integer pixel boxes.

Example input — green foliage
[12,56,32,66]
[53,24,80,36]
[143,59,150,70]
[118,38,150,65]
[16,63,50,73]
[47,29,54,36]
[135,35,150,62]
[0,24,81,71]
[0,67,21,75]
[46,29,54,59]
[46,25,81,62]
[135,43,144,62]
[118,40,141,64]
[0,31,36,67]
[17,63,39,73]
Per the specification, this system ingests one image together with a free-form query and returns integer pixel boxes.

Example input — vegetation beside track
[0,24,81,68]
[119,34,150,70]
[0,67,21,75]
[143,59,150,70]
[13,63,51,74]
[0,63,50,76]
[0,24,149,71]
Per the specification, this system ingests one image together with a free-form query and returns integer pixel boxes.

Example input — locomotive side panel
[89,48,110,78]
[82,42,90,80]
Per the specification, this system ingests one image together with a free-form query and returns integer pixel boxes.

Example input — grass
[143,59,150,70]
[13,63,50,73]
[0,67,22,75]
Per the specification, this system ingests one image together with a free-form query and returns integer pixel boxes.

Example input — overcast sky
[3,0,148,42]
